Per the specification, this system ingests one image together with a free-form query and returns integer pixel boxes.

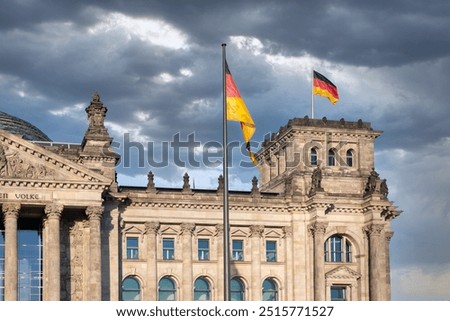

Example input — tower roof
[0,111,51,142]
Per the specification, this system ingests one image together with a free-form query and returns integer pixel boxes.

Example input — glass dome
[0,111,51,141]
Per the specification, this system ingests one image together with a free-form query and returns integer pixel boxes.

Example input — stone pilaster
[309,221,327,301]
[44,203,64,301]
[144,221,160,300]
[180,223,195,300]
[250,225,264,300]
[215,224,224,300]
[365,223,385,300]
[86,205,104,300]
[2,202,20,301]
[385,231,394,300]
[283,226,293,300]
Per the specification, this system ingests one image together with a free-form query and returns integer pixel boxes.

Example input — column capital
[364,223,384,237]
[144,221,160,235]
[179,222,195,235]
[44,203,64,219]
[308,221,328,236]
[2,202,21,218]
[215,224,224,236]
[86,205,104,221]
[282,225,293,238]
[249,224,265,238]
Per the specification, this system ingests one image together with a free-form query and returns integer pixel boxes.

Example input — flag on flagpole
[312,70,339,104]
[225,61,259,167]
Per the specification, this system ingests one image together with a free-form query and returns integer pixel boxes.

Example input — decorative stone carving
[250,176,260,197]
[68,221,85,301]
[364,223,384,236]
[217,174,224,193]
[249,225,264,237]
[308,222,328,236]
[144,221,160,235]
[364,168,379,196]
[44,204,64,219]
[85,206,104,221]
[2,202,21,218]
[146,171,156,192]
[182,172,192,194]
[85,91,109,136]
[0,144,55,179]
[180,222,195,235]
[309,165,324,196]
[214,224,224,236]
[282,226,293,238]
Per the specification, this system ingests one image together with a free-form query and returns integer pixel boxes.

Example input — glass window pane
[328,149,335,166]
[266,241,277,262]
[331,286,346,301]
[163,238,175,260]
[159,277,176,301]
[198,239,209,260]
[232,240,243,261]
[262,279,278,301]
[126,237,139,259]
[311,148,318,165]
[346,150,353,167]
[230,278,245,301]
[194,277,210,301]
[122,277,141,301]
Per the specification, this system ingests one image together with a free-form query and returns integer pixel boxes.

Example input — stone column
[44,204,64,301]
[250,225,264,300]
[144,221,160,300]
[366,223,385,300]
[86,206,104,300]
[2,203,20,301]
[309,222,327,301]
[283,226,294,300]
[215,224,224,300]
[180,223,195,300]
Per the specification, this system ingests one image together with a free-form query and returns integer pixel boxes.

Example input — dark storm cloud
[1,0,450,300]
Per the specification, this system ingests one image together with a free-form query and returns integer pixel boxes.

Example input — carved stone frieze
[249,225,265,237]
[179,222,196,235]
[144,221,160,235]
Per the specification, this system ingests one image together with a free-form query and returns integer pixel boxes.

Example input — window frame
[158,276,177,301]
[162,238,175,260]
[194,277,211,301]
[331,285,347,301]
[266,240,277,262]
[310,147,318,166]
[328,149,336,166]
[232,240,244,261]
[262,278,278,301]
[324,235,353,263]
[230,277,245,301]
[346,149,354,167]
[197,239,210,261]
[121,276,141,301]
[126,236,139,260]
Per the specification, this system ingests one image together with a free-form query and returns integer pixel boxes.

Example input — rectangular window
[162,238,175,260]
[198,239,209,261]
[331,286,347,301]
[126,237,139,259]
[232,240,244,261]
[266,240,277,262]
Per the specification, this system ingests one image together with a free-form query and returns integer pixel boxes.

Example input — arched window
[324,235,353,262]
[194,277,211,301]
[328,149,336,166]
[121,276,141,301]
[230,277,245,301]
[158,276,176,301]
[262,278,278,301]
[346,150,354,167]
[310,148,318,166]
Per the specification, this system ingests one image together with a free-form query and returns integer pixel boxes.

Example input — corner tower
[256,116,401,300]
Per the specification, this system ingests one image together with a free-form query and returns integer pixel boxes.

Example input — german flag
[225,61,258,167]
[313,70,339,105]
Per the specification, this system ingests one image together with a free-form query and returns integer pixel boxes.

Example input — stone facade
[0,93,401,301]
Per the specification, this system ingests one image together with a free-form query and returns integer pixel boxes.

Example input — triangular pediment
[0,129,111,188]
[195,227,214,237]
[265,229,283,238]
[231,228,248,238]
[325,266,361,280]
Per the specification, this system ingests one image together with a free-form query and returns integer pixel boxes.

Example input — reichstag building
[0,93,401,301]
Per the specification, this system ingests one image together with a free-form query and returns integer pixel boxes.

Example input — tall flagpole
[221,43,231,301]
[311,68,315,119]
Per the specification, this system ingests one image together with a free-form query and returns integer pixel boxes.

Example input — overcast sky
[1,0,450,300]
